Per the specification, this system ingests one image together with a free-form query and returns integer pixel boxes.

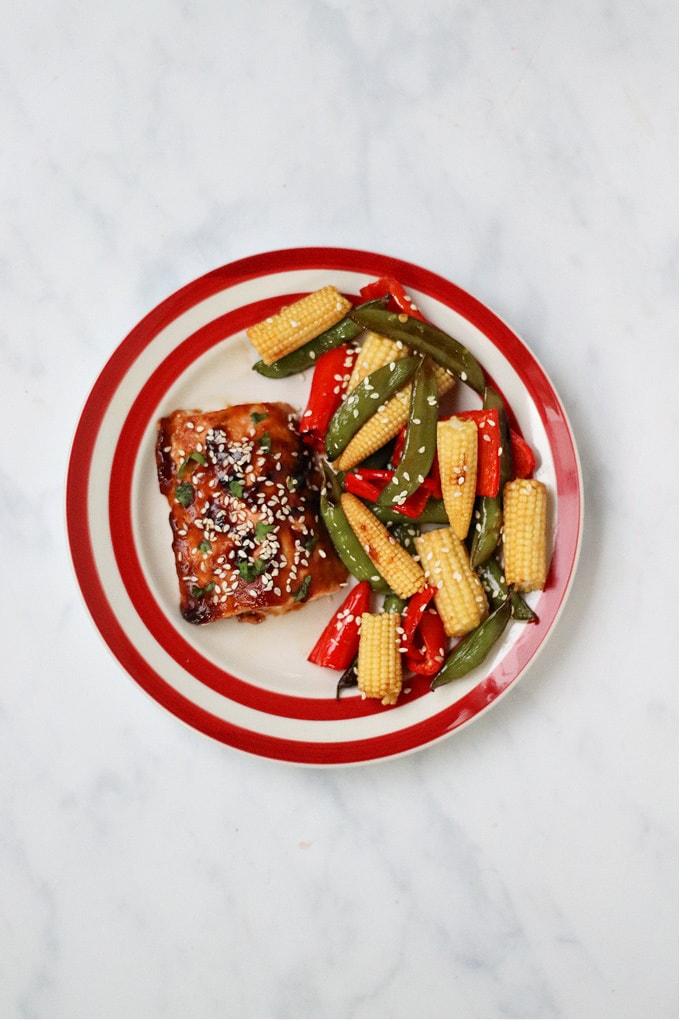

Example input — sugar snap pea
[431,599,512,688]
[319,490,390,593]
[378,356,438,507]
[382,591,407,614]
[389,521,421,555]
[476,556,508,609]
[509,591,538,622]
[469,495,503,568]
[476,557,537,622]
[325,356,420,462]
[336,658,358,699]
[348,306,486,395]
[253,298,387,379]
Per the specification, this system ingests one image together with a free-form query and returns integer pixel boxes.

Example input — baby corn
[414,526,488,637]
[335,385,413,471]
[357,611,403,705]
[502,478,548,591]
[341,492,425,599]
[246,286,352,365]
[437,416,478,540]
[346,331,410,391]
[336,362,455,471]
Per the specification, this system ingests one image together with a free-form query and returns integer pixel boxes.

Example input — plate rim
[66,246,583,765]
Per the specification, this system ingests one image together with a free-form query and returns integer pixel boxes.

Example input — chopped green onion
[293,575,312,602]
[178,451,208,475]
[238,558,267,582]
[175,482,194,507]
[255,521,275,541]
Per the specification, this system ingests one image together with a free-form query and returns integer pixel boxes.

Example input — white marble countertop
[2,2,677,1017]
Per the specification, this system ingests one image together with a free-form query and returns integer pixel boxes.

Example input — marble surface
[1,1,677,1017]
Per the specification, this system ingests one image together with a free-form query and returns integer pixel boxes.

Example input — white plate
[66,248,582,765]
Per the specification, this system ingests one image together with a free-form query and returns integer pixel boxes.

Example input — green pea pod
[431,599,512,688]
[390,521,421,555]
[477,557,537,622]
[336,658,358,699]
[348,306,486,395]
[382,591,407,614]
[325,356,420,461]
[319,490,390,593]
[476,556,508,609]
[320,460,343,502]
[378,356,438,506]
[253,298,387,379]
[510,590,538,623]
[372,498,449,527]
[469,495,502,568]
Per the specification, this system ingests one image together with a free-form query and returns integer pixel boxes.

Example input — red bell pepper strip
[404,608,447,677]
[400,475,441,517]
[510,429,536,479]
[299,344,356,452]
[307,581,371,670]
[401,586,448,676]
[343,469,435,519]
[402,584,439,644]
[452,408,501,498]
[359,276,426,321]
[342,471,382,503]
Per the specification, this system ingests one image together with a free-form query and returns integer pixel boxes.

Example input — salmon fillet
[156,401,347,624]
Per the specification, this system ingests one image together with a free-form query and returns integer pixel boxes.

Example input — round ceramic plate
[66,248,582,765]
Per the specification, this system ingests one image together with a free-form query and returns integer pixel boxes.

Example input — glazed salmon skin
[156,401,347,624]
